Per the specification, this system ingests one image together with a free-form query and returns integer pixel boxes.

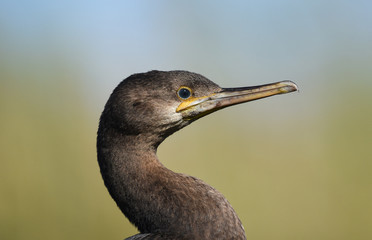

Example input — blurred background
[1,1,371,239]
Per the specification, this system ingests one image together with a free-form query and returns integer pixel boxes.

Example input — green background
[1,1,371,239]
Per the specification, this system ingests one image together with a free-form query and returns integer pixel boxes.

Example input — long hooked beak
[176,81,298,120]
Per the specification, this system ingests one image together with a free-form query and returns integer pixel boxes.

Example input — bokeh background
[1,1,371,239]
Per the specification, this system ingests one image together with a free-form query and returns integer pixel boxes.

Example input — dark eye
[177,87,192,100]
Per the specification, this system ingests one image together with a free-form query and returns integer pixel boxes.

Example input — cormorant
[97,70,298,240]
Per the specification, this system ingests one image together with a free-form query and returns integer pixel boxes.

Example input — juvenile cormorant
[97,70,298,240]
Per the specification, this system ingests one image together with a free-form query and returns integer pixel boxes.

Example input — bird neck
[97,124,164,189]
[97,124,246,239]
[97,125,170,225]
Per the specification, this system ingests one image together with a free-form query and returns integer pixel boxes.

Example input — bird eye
[177,87,192,100]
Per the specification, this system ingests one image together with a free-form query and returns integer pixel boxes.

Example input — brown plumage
[97,70,297,239]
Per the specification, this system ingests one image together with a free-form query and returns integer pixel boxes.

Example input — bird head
[100,70,297,146]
